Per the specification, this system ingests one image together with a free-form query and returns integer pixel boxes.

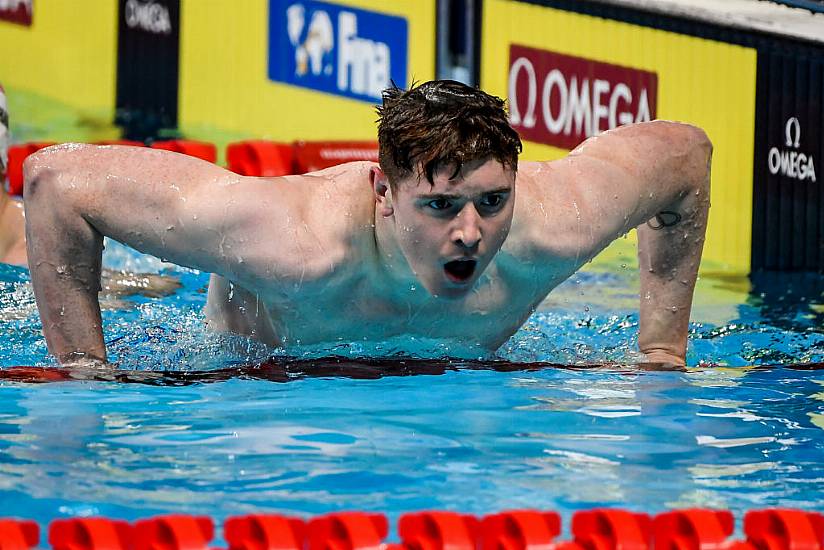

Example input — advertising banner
[508,45,657,150]
[116,0,180,139]
[268,0,409,103]
[752,49,823,270]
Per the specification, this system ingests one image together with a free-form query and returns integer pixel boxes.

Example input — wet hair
[376,80,522,186]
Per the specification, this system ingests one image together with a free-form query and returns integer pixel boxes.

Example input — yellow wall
[179,0,436,142]
[482,0,758,273]
[0,0,434,145]
[0,0,118,115]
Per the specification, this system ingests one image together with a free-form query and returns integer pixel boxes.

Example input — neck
[372,205,430,303]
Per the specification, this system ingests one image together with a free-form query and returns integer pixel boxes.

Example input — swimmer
[0,84,26,266]
[23,80,711,367]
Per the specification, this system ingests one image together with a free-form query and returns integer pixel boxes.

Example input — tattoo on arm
[647,210,682,230]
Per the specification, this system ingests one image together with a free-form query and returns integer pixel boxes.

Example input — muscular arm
[527,121,712,365]
[23,144,292,365]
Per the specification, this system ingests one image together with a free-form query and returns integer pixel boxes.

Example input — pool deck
[591,0,824,44]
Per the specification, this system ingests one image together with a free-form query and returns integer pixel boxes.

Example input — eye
[427,198,453,210]
[480,193,508,210]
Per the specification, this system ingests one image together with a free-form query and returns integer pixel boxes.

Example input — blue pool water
[0,241,822,536]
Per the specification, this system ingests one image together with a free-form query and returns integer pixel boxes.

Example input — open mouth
[444,259,477,283]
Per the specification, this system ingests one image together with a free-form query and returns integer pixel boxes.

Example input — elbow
[669,123,712,195]
[689,125,712,193]
[22,150,58,204]
[23,143,86,204]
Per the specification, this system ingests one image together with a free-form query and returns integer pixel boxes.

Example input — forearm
[24,165,106,364]
[637,149,711,364]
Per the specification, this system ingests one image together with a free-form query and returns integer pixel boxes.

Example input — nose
[452,204,482,250]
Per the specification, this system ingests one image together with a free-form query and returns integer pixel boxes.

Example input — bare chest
[259,271,541,350]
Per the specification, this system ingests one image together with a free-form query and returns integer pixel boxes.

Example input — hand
[640,349,686,370]
[61,354,117,380]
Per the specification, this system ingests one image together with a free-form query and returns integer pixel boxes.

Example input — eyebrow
[416,187,512,200]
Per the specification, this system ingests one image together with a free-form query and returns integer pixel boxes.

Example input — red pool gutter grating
[0,508,821,550]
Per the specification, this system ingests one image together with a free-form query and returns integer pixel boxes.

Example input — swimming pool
[0,241,822,538]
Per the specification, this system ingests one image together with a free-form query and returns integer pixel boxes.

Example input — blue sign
[268,0,409,103]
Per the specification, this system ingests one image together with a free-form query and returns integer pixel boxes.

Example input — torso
[204,161,587,351]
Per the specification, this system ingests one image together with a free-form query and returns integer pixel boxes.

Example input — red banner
[0,0,32,26]
[508,45,657,150]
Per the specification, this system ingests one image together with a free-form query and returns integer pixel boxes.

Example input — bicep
[554,122,709,246]
[520,121,710,260]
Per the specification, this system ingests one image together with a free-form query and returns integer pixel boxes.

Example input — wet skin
[0,187,26,266]
[23,121,712,366]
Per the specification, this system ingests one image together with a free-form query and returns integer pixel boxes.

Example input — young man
[0,84,26,266]
[24,80,711,367]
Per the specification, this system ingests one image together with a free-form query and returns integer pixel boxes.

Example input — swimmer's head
[373,81,520,299]
[376,80,522,187]
[0,85,7,181]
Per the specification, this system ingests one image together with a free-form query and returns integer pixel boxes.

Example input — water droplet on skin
[56,265,66,274]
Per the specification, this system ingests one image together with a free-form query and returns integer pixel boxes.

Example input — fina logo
[270,0,408,102]
[767,117,817,182]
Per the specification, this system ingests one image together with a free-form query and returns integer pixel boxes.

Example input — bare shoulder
[507,121,712,266]
[230,161,377,285]
[566,120,711,178]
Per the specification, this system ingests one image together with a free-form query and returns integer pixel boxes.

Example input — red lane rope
[0,508,821,550]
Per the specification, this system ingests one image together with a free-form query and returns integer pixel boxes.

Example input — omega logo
[506,46,657,150]
[0,0,31,14]
[767,117,816,182]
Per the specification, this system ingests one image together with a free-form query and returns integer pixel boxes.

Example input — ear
[370,166,394,217]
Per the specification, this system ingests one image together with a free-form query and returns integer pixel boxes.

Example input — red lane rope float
[292,141,378,173]
[0,518,38,550]
[654,509,736,550]
[307,512,388,550]
[0,509,822,550]
[745,509,824,550]
[6,142,55,196]
[224,514,304,550]
[49,517,132,550]
[150,140,217,163]
[479,510,560,550]
[398,511,477,550]
[133,514,214,550]
[226,140,294,177]
[568,509,651,550]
